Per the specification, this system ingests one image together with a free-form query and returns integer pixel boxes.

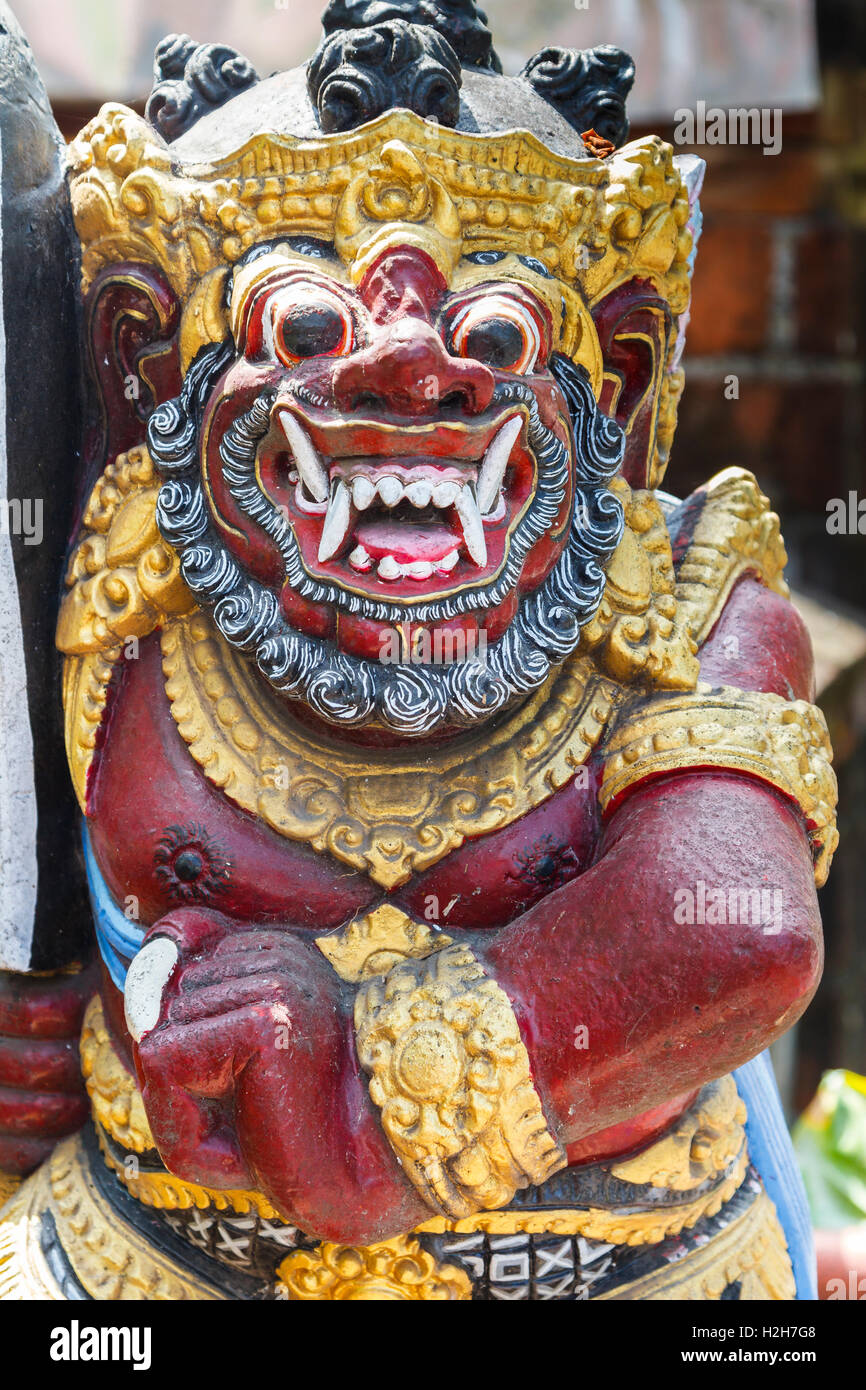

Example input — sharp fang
[318,480,352,562]
[455,484,487,567]
[377,555,402,580]
[477,415,522,515]
[377,475,402,507]
[279,411,329,503]
[352,476,375,509]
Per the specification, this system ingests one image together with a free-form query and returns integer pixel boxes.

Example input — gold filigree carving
[417,1075,750,1246]
[179,267,230,374]
[416,1152,749,1246]
[81,995,154,1153]
[276,1235,471,1301]
[594,1191,795,1301]
[0,1135,221,1300]
[316,904,452,983]
[649,355,684,489]
[355,943,566,1219]
[62,648,121,812]
[579,476,699,690]
[67,105,176,293]
[0,1170,64,1300]
[600,685,838,885]
[335,139,463,283]
[161,610,619,889]
[57,444,194,659]
[94,1127,282,1220]
[584,136,694,317]
[68,105,693,326]
[674,467,789,645]
[57,446,195,807]
[610,1075,746,1190]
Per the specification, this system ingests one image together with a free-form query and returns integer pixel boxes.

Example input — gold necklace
[161,611,620,888]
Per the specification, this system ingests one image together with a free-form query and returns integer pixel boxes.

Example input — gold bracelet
[600,685,838,885]
[354,943,566,1220]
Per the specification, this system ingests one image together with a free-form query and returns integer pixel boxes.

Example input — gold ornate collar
[161,612,619,889]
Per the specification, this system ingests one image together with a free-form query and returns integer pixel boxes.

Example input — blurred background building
[12,0,866,1113]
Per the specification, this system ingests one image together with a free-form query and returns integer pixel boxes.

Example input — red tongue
[353,516,461,563]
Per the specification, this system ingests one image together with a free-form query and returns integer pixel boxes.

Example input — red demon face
[198,244,577,662]
[151,240,624,735]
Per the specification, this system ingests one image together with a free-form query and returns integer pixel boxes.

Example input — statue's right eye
[270,286,355,365]
[447,292,545,375]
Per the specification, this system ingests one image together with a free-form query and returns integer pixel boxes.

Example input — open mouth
[261,405,533,596]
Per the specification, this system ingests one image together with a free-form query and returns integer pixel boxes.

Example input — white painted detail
[377,554,402,581]
[477,415,522,515]
[278,410,328,502]
[124,936,180,1042]
[432,480,459,508]
[455,484,487,567]
[376,475,402,507]
[403,559,434,580]
[351,476,375,509]
[349,543,373,571]
[318,479,352,561]
[434,549,460,575]
[405,480,432,508]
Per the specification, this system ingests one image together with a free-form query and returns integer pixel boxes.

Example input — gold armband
[354,943,566,1220]
[600,685,838,885]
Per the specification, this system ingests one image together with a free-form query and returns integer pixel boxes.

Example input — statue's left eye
[449,295,543,374]
[271,289,354,364]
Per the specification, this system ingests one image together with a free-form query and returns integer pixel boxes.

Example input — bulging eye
[449,295,543,374]
[270,286,354,365]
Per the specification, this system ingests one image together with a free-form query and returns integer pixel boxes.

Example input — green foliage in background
[793,1070,866,1229]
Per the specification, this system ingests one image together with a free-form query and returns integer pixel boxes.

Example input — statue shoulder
[56,448,195,811]
[576,465,789,696]
[666,465,811,699]
[666,466,790,652]
[56,446,193,660]
[598,468,837,886]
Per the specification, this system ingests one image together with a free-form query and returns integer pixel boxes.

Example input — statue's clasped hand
[124,908,346,1212]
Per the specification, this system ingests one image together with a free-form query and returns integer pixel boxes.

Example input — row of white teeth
[320,477,489,565]
[279,410,523,572]
[348,475,463,510]
[348,546,460,581]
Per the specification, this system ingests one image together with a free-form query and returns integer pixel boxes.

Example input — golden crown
[68,105,694,318]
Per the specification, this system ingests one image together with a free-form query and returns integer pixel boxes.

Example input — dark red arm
[482,576,821,1152]
[483,769,821,1146]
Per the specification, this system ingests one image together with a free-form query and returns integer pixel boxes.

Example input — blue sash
[734,1051,816,1299]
